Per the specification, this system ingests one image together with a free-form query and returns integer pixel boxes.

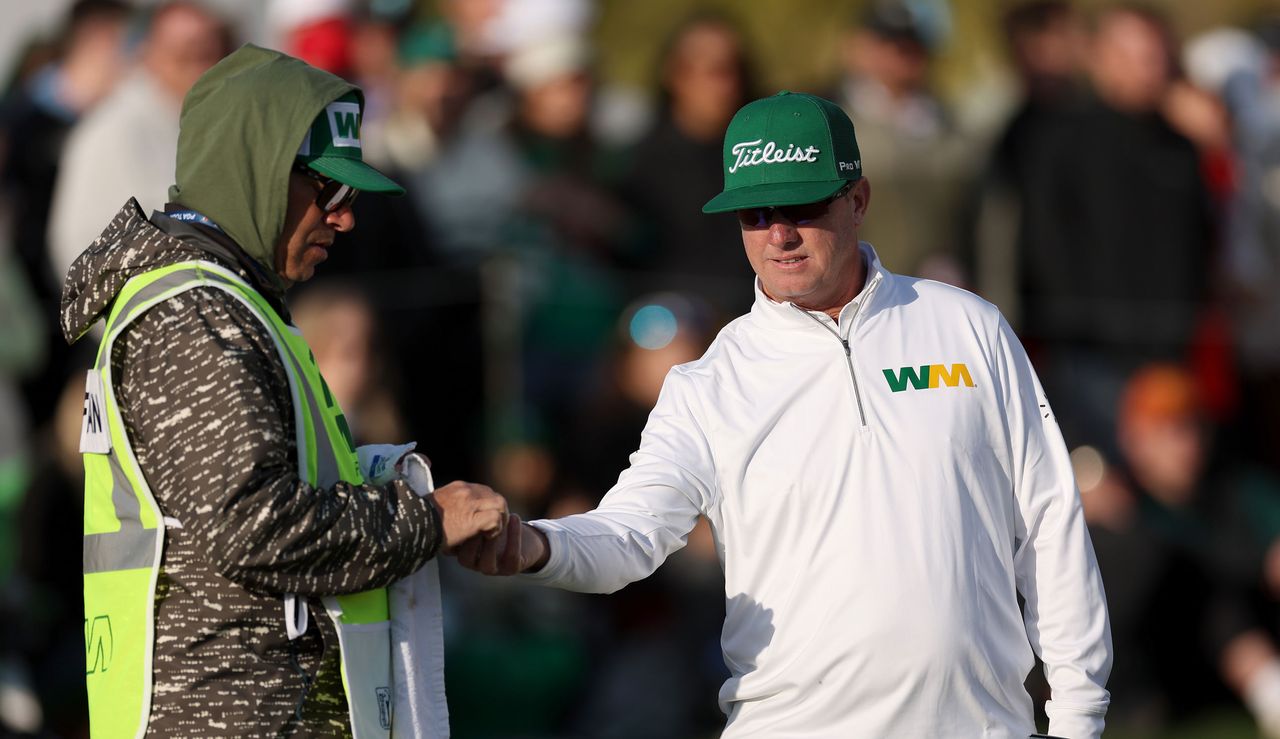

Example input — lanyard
[167,209,223,232]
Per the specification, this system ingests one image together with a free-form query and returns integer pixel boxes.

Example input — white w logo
[326,102,362,148]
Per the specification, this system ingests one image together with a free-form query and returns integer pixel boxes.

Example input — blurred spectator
[48,1,232,282]
[1185,19,1280,475]
[560,292,715,502]
[0,203,44,565]
[268,0,354,76]
[1082,363,1280,735]
[1017,4,1213,460]
[364,21,471,173]
[0,0,128,453]
[438,0,506,78]
[973,0,1084,323]
[402,55,522,262]
[439,0,594,94]
[0,5,128,732]
[346,21,497,485]
[292,283,406,444]
[499,31,635,446]
[620,11,758,316]
[1163,79,1234,173]
[551,293,727,739]
[832,0,973,282]
[14,373,95,737]
[347,2,413,132]
[0,197,45,738]
[341,20,496,485]
[405,24,630,444]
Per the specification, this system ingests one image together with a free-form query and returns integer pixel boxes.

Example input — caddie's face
[740,178,871,314]
[274,171,356,285]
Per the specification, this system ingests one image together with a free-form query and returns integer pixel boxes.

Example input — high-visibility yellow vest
[82,261,393,739]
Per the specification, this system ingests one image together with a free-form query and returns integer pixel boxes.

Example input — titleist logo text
[729,140,821,173]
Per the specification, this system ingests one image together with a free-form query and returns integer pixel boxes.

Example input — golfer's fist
[454,513,549,576]
[430,481,508,553]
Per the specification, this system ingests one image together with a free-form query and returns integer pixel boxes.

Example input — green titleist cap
[296,92,404,194]
[703,91,862,214]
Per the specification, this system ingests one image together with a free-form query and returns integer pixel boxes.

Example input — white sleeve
[996,317,1113,739]
[522,370,714,594]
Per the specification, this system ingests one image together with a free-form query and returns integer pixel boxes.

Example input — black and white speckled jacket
[61,199,443,737]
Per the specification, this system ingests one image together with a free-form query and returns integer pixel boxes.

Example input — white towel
[392,452,449,738]
[358,445,450,738]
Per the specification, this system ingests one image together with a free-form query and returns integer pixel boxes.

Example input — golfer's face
[738,178,870,314]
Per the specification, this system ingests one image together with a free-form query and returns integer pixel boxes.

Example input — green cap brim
[702,179,849,214]
[308,156,405,195]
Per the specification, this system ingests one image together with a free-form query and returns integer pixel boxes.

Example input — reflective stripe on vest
[83,261,393,739]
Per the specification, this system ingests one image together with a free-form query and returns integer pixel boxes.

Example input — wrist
[426,493,447,554]
[524,523,551,573]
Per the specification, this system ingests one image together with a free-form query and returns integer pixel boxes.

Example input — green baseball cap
[702,91,862,214]
[296,92,405,194]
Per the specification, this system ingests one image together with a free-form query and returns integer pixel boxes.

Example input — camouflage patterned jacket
[61,199,443,737]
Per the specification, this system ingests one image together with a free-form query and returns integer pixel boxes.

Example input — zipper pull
[841,338,851,357]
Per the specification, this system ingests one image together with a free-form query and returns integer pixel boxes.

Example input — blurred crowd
[2,0,1280,736]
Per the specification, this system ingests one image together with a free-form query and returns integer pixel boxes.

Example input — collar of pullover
[748,241,889,335]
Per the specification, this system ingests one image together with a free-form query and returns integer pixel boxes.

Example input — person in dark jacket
[620,11,758,316]
[1017,4,1212,460]
[59,45,507,737]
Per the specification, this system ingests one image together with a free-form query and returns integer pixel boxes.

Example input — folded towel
[356,445,450,738]
[391,452,449,738]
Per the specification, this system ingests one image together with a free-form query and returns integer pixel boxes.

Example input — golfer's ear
[851,178,871,226]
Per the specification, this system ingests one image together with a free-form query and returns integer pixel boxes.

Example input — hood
[60,200,212,344]
[60,199,283,345]
[167,44,355,278]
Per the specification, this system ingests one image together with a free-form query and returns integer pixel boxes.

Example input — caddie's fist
[454,513,550,576]
[430,481,508,553]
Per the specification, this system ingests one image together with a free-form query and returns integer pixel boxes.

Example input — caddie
[61,44,508,738]
[457,91,1114,738]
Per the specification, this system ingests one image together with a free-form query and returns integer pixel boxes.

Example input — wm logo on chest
[883,363,976,392]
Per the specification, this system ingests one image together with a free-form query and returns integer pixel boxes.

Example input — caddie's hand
[430,481,508,554]
[454,514,549,576]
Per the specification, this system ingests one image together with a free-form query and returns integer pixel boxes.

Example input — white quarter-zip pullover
[525,244,1112,738]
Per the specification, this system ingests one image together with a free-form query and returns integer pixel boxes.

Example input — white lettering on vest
[80,370,111,454]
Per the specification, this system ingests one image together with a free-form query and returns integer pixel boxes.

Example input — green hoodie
[168,44,356,281]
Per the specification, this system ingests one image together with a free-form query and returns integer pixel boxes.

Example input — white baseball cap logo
[326,101,362,148]
[729,139,820,174]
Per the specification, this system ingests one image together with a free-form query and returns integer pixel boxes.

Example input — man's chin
[284,264,318,285]
[762,281,815,304]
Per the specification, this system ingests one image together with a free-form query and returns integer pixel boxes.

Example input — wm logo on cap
[326,101,361,148]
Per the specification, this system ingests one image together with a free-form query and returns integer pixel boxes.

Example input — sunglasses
[294,165,359,213]
[736,182,854,229]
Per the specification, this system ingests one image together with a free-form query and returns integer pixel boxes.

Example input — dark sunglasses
[294,165,359,213]
[736,182,854,229]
